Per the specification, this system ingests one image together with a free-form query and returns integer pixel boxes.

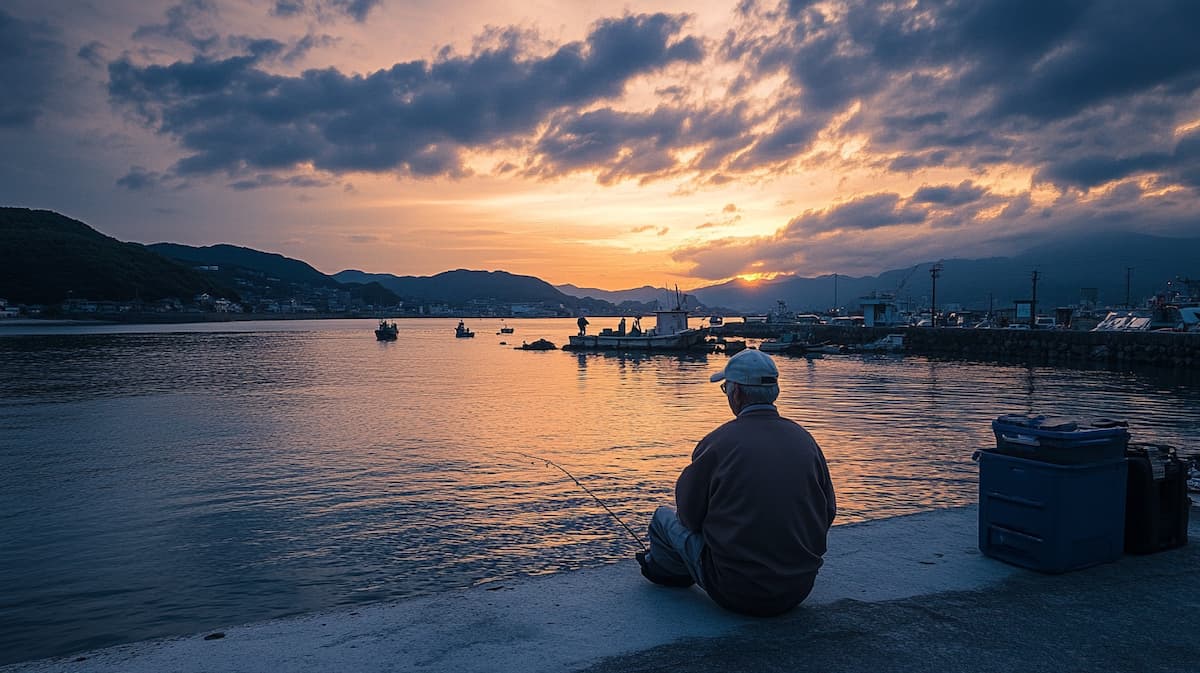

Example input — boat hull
[564,328,709,351]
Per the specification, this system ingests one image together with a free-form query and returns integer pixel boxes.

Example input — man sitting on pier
[637,349,837,616]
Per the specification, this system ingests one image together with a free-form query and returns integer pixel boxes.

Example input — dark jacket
[676,406,836,616]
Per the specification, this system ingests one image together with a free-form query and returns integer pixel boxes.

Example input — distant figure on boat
[577,315,589,336]
[629,316,642,336]
[636,349,836,617]
[618,317,627,336]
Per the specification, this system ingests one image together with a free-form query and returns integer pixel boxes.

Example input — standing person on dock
[577,315,589,336]
[637,349,837,616]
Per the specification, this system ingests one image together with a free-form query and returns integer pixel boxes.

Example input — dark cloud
[132,0,221,53]
[282,33,338,64]
[784,193,926,236]
[77,41,106,68]
[227,174,335,190]
[1035,153,1170,190]
[331,0,381,22]
[888,151,949,173]
[271,1,305,18]
[0,9,65,127]
[117,166,172,191]
[723,0,1200,195]
[109,13,702,181]
[911,181,988,207]
[673,187,1025,279]
[271,0,383,23]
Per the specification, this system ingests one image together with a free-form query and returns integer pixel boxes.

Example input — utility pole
[833,273,838,315]
[988,292,994,320]
[1031,270,1040,328]
[1125,267,1133,308]
[930,262,943,328]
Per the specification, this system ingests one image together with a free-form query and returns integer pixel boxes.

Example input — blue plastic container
[991,414,1129,465]
[978,450,1127,573]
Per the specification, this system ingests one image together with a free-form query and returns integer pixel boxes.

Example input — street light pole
[930,262,943,328]
[1031,270,1040,328]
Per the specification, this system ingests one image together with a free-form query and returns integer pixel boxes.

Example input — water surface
[2,318,1197,665]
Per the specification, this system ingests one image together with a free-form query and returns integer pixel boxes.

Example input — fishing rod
[507,450,647,552]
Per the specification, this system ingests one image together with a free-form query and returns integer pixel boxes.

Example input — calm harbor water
[2,317,1198,665]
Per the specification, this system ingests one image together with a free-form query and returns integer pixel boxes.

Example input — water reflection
[1,318,1199,665]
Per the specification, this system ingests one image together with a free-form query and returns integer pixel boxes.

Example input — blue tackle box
[977,450,1127,573]
[991,414,1130,464]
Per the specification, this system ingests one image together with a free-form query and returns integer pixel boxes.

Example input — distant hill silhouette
[149,243,340,288]
[0,208,236,304]
[335,269,620,313]
[689,232,1200,313]
[151,243,400,305]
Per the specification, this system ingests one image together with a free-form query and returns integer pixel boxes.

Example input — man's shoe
[636,551,695,588]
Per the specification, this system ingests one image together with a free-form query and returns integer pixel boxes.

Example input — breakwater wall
[714,324,1200,369]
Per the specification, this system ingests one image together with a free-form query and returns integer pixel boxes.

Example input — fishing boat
[498,321,515,334]
[455,320,475,338]
[564,289,708,352]
[375,320,398,341]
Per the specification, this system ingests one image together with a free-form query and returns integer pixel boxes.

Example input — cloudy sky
[3,1,1198,289]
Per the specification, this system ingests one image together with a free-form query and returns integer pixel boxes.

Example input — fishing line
[507,451,647,552]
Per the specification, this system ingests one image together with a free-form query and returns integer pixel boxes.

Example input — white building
[859,294,903,327]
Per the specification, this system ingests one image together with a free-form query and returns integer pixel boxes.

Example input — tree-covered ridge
[149,243,340,289]
[0,208,237,304]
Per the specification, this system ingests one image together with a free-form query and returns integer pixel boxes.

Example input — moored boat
[375,320,398,341]
[455,320,475,338]
[758,332,814,355]
[564,290,707,352]
[856,333,905,352]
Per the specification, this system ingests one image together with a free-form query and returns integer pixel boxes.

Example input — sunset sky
[3,0,1198,289]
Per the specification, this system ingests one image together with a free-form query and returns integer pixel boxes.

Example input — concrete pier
[6,505,1198,673]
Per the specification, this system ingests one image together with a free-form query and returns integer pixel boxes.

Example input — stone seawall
[715,324,1200,369]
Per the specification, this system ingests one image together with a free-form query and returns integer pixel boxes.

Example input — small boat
[455,320,475,338]
[498,321,515,334]
[709,316,724,326]
[516,338,557,351]
[759,332,814,355]
[375,320,398,341]
[857,333,905,352]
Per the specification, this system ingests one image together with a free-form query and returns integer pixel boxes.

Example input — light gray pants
[647,505,707,587]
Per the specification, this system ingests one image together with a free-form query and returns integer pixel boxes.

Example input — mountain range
[666,232,1200,313]
[2,207,1197,314]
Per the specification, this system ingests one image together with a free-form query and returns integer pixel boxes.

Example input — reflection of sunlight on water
[3,317,1200,663]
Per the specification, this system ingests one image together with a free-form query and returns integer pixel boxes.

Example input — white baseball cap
[710,348,779,386]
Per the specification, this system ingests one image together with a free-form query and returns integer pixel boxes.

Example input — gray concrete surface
[5,505,1197,672]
